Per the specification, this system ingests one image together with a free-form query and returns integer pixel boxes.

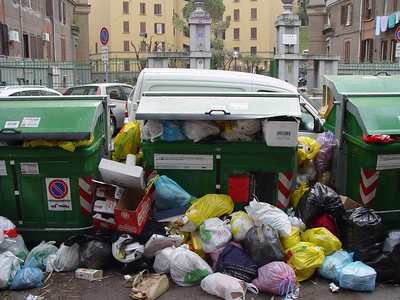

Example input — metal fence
[338,62,400,75]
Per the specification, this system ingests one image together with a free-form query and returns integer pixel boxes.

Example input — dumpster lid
[0,96,105,141]
[136,92,301,120]
[347,95,400,135]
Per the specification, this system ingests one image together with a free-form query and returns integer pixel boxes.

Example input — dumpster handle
[0,128,21,134]
[374,71,390,76]
[205,109,231,115]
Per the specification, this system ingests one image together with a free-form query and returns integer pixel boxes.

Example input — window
[394,0,400,12]
[13,0,18,4]
[251,27,257,39]
[124,40,130,51]
[46,0,53,17]
[123,21,129,33]
[124,60,130,71]
[59,0,66,24]
[233,0,240,2]
[154,41,165,52]
[341,4,352,25]
[233,47,240,52]
[140,3,146,15]
[123,1,129,14]
[233,28,240,40]
[32,0,38,11]
[154,23,165,34]
[234,9,240,21]
[37,35,43,59]
[250,47,257,55]
[30,34,37,58]
[390,40,397,62]
[251,8,257,20]
[23,33,29,58]
[380,40,388,61]
[154,4,162,15]
[95,42,98,53]
[360,39,373,62]
[61,37,66,60]
[140,40,146,52]
[383,0,388,15]
[363,0,374,20]
[140,22,146,34]
[344,40,351,62]
[0,23,10,56]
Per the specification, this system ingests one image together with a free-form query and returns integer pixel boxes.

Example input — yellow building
[88,0,283,62]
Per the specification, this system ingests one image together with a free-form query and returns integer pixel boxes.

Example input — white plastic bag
[201,272,258,300]
[221,120,261,141]
[0,216,17,238]
[0,251,21,289]
[144,234,184,258]
[48,243,80,272]
[245,200,291,237]
[153,246,175,274]
[229,211,254,241]
[0,234,29,261]
[24,241,58,270]
[181,120,220,142]
[196,218,232,253]
[142,119,163,142]
[170,246,213,286]
[111,234,144,263]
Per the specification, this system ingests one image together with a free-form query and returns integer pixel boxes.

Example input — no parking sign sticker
[46,178,72,211]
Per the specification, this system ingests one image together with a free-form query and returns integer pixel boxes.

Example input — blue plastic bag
[10,266,43,290]
[318,250,353,282]
[163,121,188,141]
[154,175,196,212]
[339,261,376,292]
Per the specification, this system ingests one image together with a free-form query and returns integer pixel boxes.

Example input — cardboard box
[93,200,117,215]
[90,180,124,202]
[262,118,299,147]
[114,186,154,234]
[98,158,146,189]
[75,268,103,281]
[92,213,116,231]
[340,195,362,210]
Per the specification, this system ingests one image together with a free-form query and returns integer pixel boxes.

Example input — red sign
[100,27,109,45]
[396,27,400,42]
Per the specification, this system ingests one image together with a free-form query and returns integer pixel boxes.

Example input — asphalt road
[2,268,399,300]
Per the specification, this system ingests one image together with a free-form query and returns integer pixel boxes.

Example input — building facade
[0,0,88,61]
[88,0,283,61]
[309,0,400,63]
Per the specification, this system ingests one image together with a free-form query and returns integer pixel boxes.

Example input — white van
[128,68,323,137]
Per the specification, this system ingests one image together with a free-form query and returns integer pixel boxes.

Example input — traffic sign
[396,27,400,42]
[101,45,109,61]
[396,42,400,58]
[100,27,109,45]
[48,179,69,199]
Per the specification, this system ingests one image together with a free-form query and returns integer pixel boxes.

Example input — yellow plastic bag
[297,136,320,165]
[290,182,309,208]
[229,211,254,242]
[301,227,342,256]
[23,135,94,152]
[185,194,234,229]
[113,121,141,162]
[280,226,301,250]
[286,242,325,281]
[182,232,207,260]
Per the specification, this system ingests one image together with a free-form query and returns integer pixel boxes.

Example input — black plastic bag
[338,207,386,261]
[365,229,400,283]
[243,225,285,267]
[117,256,155,275]
[294,182,345,226]
[216,244,258,282]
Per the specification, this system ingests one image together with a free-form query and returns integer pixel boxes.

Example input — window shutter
[340,5,345,25]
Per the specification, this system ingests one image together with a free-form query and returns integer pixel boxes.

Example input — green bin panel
[142,140,296,210]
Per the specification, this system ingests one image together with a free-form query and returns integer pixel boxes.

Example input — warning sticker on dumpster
[46,178,72,211]
[0,161,6,176]
[21,163,39,174]
[21,117,40,127]
[154,154,213,170]
[4,121,19,128]
[377,154,400,170]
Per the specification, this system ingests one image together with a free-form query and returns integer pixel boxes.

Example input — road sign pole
[104,61,108,82]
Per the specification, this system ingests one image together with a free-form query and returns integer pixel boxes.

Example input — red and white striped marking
[79,176,94,214]
[359,169,379,206]
[277,172,293,208]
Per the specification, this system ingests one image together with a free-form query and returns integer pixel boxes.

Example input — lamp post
[232,50,239,71]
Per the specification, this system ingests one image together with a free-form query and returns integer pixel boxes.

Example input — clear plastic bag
[24,241,58,271]
[142,119,163,142]
[314,131,335,175]
[201,272,258,300]
[181,120,220,142]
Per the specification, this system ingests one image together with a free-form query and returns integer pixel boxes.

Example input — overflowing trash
[1,128,399,300]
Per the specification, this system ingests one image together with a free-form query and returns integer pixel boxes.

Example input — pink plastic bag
[252,261,296,296]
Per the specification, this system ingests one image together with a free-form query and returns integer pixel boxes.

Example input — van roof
[140,68,298,93]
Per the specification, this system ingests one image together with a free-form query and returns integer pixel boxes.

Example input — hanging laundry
[388,13,396,28]
[380,16,389,32]
[375,16,381,36]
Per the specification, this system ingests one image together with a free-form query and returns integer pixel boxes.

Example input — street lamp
[232,51,239,71]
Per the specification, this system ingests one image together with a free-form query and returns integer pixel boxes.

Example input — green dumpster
[323,74,400,227]
[0,95,111,245]
[137,91,301,210]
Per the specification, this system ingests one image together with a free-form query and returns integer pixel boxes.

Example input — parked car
[63,83,134,131]
[0,85,62,96]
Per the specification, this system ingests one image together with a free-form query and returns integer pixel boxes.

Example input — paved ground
[2,268,399,300]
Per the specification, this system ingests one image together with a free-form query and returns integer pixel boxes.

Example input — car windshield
[65,86,98,95]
